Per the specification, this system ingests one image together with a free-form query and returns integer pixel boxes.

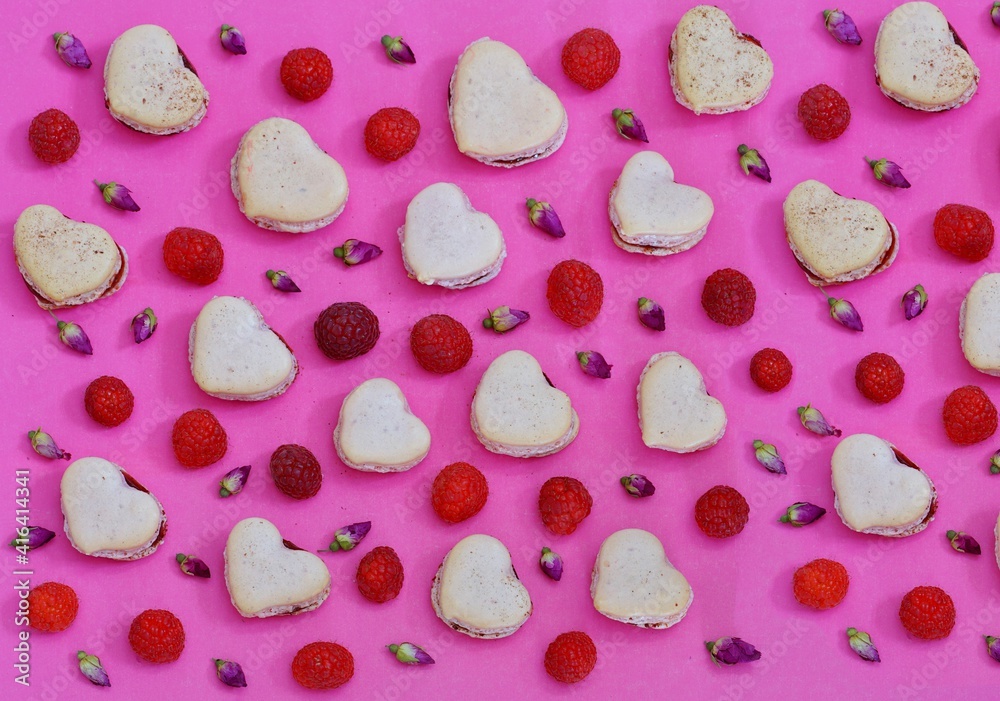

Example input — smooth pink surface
[3,0,999,699]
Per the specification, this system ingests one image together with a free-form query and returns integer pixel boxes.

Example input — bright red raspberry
[431,462,489,523]
[171,409,228,468]
[942,385,998,445]
[292,642,354,690]
[702,268,756,326]
[899,586,955,640]
[539,477,593,535]
[855,352,904,404]
[84,376,134,427]
[280,48,333,101]
[162,227,224,285]
[269,444,322,499]
[545,631,597,684]
[793,558,850,610]
[749,348,792,392]
[934,204,994,261]
[561,28,620,90]
[356,546,404,603]
[547,260,604,327]
[314,302,380,360]
[28,108,80,163]
[28,582,78,632]
[410,314,473,374]
[695,485,749,538]
[128,609,185,663]
[364,107,420,161]
[797,84,851,141]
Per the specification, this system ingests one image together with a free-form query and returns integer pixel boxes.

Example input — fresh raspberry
[356,546,404,603]
[942,385,998,445]
[749,348,792,392]
[314,302,380,360]
[410,314,473,374]
[899,586,955,640]
[162,227,224,285]
[171,409,228,468]
[364,107,420,161]
[547,260,604,328]
[544,631,597,684]
[933,204,994,261]
[539,476,593,535]
[28,109,80,163]
[792,558,850,610]
[269,444,322,499]
[128,609,185,663]
[797,84,851,141]
[280,48,333,101]
[561,28,620,90]
[695,485,750,538]
[431,462,489,523]
[84,375,134,427]
[701,268,756,326]
[855,352,904,404]
[28,582,78,632]
[292,642,354,690]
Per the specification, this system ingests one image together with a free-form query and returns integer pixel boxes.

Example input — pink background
[3,0,999,699]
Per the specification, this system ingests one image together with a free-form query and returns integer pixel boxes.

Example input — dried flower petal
[824,293,864,332]
[176,553,211,578]
[986,635,1000,663]
[28,428,71,460]
[213,658,247,687]
[752,440,786,475]
[334,239,382,266]
[10,526,56,551]
[779,502,827,527]
[823,10,862,45]
[131,307,157,344]
[219,25,247,55]
[94,180,140,211]
[612,108,648,143]
[324,521,372,552]
[946,530,981,555]
[901,284,927,321]
[77,651,110,687]
[620,474,655,498]
[637,297,665,331]
[737,144,771,183]
[526,198,566,238]
[266,269,301,293]
[219,465,250,497]
[483,306,529,333]
[865,157,911,189]
[55,318,93,355]
[846,628,880,662]
[577,351,612,379]
[797,404,842,436]
[994,2,1000,28]
[539,546,563,581]
[53,32,92,68]
[381,35,416,64]
[387,643,434,665]
[706,637,761,666]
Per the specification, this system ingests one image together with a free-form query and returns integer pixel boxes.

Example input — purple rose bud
[865,157,911,189]
[737,144,771,183]
[325,521,372,552]
[526,198,566,238]
[986,635,1000,663]
[176,553,211,578]
[381,35,416,64]
[946,530,981,555]
[577,351,612,379]
[334,239,382,267]
[779,502,827,527]
[131,307,157,344]
[483,306,530,333]
[28,428,71,460]
[846,628,880,662]
[53,32,92,68]
[752,440,786,475]
[621,474,655,498]
[706,637,761,666]
[219,25,247,55]
[797,404,842,437]
[77,651,110,687]
[612,108,648,143]
[387,643,434,665]
[94,180,140,212]
[539,546,563,581]
[901,284,927,321]
[266,269,301,293]
[10,526,56,551]
[56,318,93,355]
[823,10,862,45]
[219,465,251,497]
[825,293,864,332]
[213,658,247,687]
[992,2,1000,28]
[991,451,1000,475]
[637,297,665,331]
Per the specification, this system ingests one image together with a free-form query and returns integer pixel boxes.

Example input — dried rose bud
[266,269,301,293]
[994,2,1000,28]
[825,293,863,332]
[737,144,771,183]
[483,306,529,333]
[577,351,612,379]
[131,307,157,344]
[752,440,786,475]
[28,428,71,460]
[526,198,566,238]
[77,650,110,687]
[637,297,665,331]
[706,637,761,666]
[539,546,564,581]
[213,658,247,687]
[176,553,211,578]
[387,643,434,665]
[986,635,1000,663]
[797,404,842,436]
[865,157,910,189]
[823,10,862,45]
[219,465,251,497]
[779,502,827,527]
[621,474,655,498]
[992,451,1000,475]
[612,108,648,142]
[334,239,382,266]
[55,318,93,355]
[53,32,92,68]
[901,284,927,321]
[219,25,247,55]
[946,530,981,555]
[324,521,372,552]
[10,526,56,551]
[381,35,415,64]
[846,628,880,662]
[94,180,140,211]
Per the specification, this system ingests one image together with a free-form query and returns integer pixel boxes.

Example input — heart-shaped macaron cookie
[399,182,506,289]
[14,204,128,309]
[189,296,297,401]
[669,6,773,114]
[875,2,979,111]
[334,378,431,472]
[831,433,937,537]
[961,273,1000,376]
[609,151,714,256]
[224,518,331,618]
[449,38,567,167]
[591,529,693,629]
[104,24,209,134]
[638,352,726,453]
[784,180,898,286]
[472,350,578,457]
[432,534,532,639]
[60,457,165,560]
[231,117,349,233]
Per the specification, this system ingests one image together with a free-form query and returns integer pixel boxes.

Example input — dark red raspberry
[855,352,904,404]
[934,204,994,262]
[28,108,80,163]
[314,302,380,360]
[702,268,756,326]
[547,260,604,327]
[538,476,593,535]
[269,444,322,499]
[410,314,473,374]
[356,546,404,603]
[694,485,749,538]
[749,348,792,392]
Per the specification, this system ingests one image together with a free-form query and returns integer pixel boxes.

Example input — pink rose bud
[381,35,416,64]
[823,9,862,45]
[53,32,92,68]
[219,25,247,55]
[612,108,648,142]
[737,144,771,183]
[865,156,910,189]
[847,628,880,662]
[637,297,665,331]
[539,546,564,581]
